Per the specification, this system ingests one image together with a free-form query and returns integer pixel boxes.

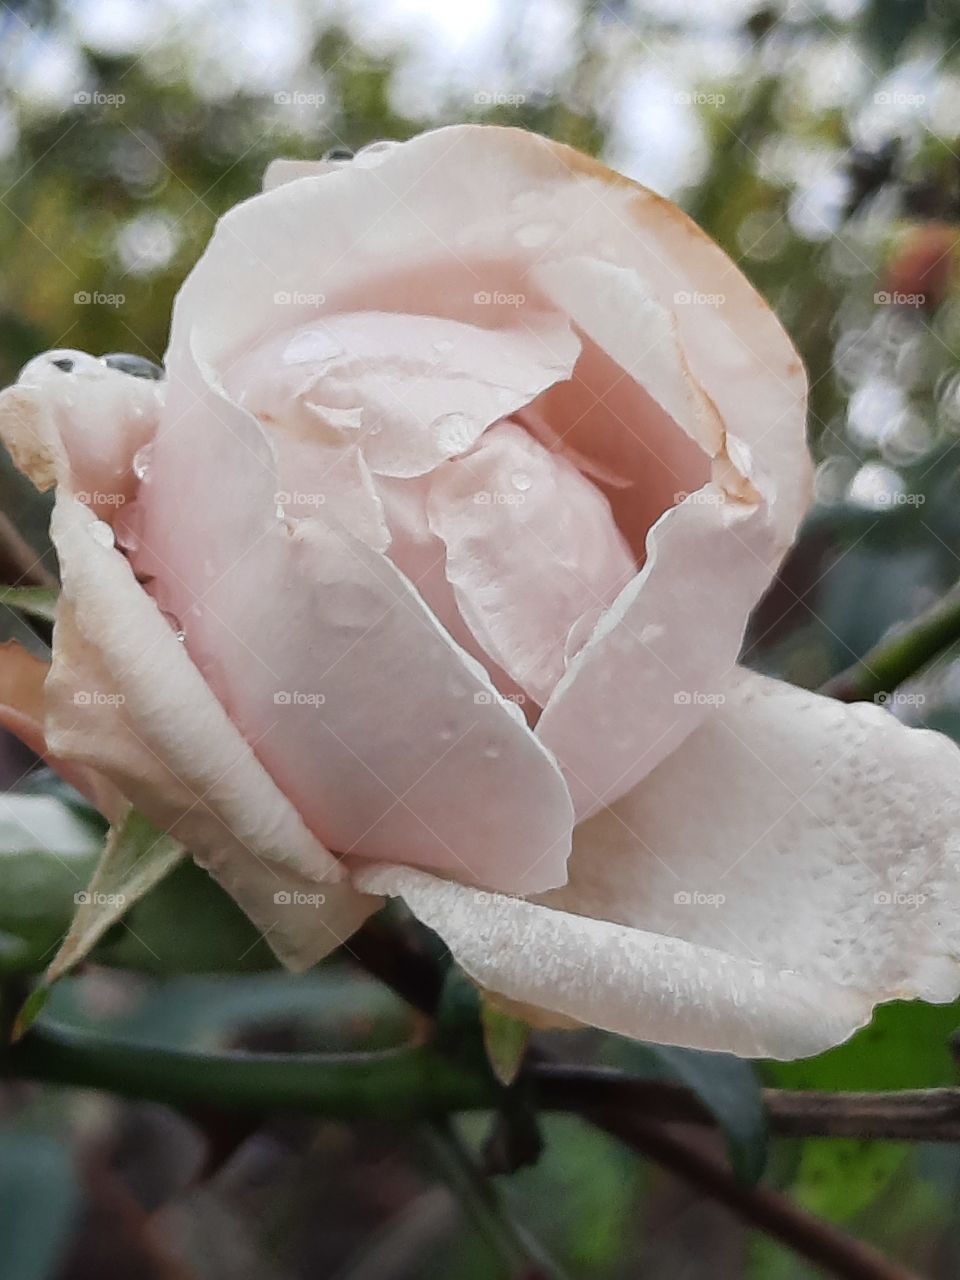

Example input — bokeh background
[4,0,960,1276]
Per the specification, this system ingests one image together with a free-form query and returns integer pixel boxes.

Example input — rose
[2,126,959,1059]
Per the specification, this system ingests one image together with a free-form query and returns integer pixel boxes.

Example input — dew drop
[89,520,115,548]
[132,444,153,481]
[432,338,454,355]
[510,469,532,492]
[482,745,500,760]
[433,412,477,454]
[115,525,140,556]
[160,608,186,642]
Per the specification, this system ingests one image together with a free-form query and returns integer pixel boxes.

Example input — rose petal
[46,492,345,888]
[536,494,775,818]
[358,669,960,1058]
[426,422,635,704]
[198,844,380,971]
[378,475,532,714]
[133,348,575,894]
[222,309,580,479]
[544,668,960,1050]
[353,862,869,1060]
[0,350,159,507]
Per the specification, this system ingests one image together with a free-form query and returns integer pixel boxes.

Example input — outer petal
[0,350,159,505]
[198,843,379,971]
[46,493,346,888]
[426,422,634,704]
[354,863,868,1060]
[359,670,960,1058]
[132,348,575,894]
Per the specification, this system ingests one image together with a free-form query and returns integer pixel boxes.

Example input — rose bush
[1,124,959,1058]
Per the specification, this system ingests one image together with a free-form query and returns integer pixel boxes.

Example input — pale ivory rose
[1,125,959,1059]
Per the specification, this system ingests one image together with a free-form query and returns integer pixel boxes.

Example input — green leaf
[45,806,185,983]
[480,999,530,1086]
[93,858,278,974]
[605,1038,768,1184]
[11,986,50,1041]
[0,794,101,976]
[767,998,960,1222]
[0,1133,80,1280]
[0,585,58,624]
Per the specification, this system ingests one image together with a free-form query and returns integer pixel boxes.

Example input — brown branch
[580,1108,916,1280]
[532,1065,960,1143]
[0,510,55,587]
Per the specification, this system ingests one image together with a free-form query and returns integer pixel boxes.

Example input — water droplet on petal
[132,444,153,481]
[482,745,500,760]
[160,608,185,642]
[89,520,115,548]
[433,412,477,455]
[510,469,532,492]
[432,338,454,355]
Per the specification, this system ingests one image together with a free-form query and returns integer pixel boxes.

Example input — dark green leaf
[606,1038,768,1184]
